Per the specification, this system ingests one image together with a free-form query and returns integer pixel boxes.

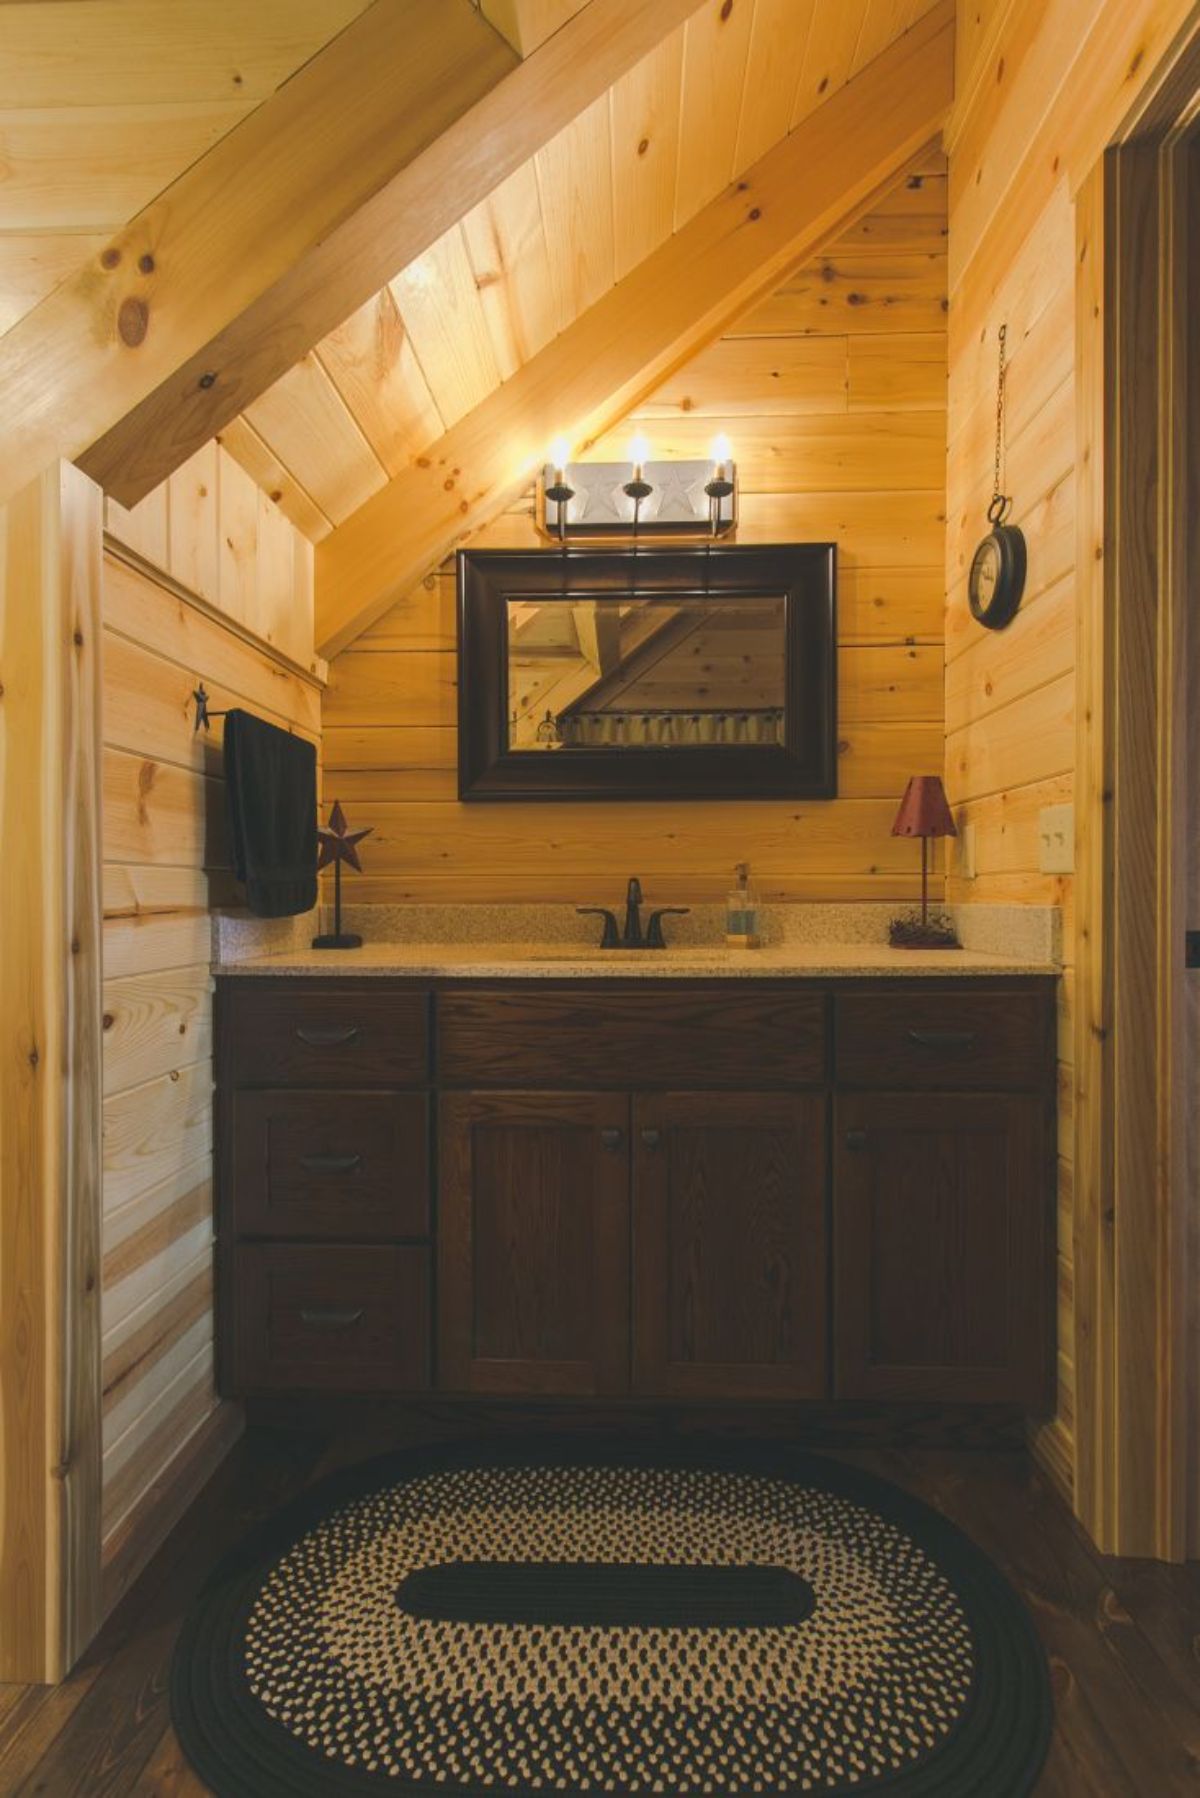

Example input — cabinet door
[631,1093,828,1400]
[438,1091,630,1396]
[834,1092,1051,1405]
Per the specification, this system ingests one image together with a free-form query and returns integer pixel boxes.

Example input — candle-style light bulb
[549,435,571,481]
[711,432,732,477]
[628,432,650,480]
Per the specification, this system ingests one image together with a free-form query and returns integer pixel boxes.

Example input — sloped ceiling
[225,0,943,542]
[0,0,373,335]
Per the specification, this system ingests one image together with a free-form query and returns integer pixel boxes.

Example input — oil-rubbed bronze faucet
[622,876,644,947]
[577,878,690,950]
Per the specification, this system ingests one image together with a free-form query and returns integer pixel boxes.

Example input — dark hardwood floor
[1,1416,1197,1795]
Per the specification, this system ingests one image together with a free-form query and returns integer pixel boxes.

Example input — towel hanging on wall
[223,709,317,918]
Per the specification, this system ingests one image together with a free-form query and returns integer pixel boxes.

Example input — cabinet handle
[298,1306,364,1329]
[297,1152,362,1176]
[907,1028,977,1051]
[294,1024,361,1048]
[845,1129,868,1152]
[640,1128,661,1150]
[599,1127,624,1153]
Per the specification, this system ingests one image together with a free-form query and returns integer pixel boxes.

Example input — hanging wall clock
[968,323,1026,631]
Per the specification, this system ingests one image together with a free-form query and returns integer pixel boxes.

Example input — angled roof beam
[482,2,592,56]
[0,0,710,511]
[315,0,955,657]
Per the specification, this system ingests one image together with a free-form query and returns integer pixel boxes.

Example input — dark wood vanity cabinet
[216,974,1055,1415]
[834,1092,1049,1403]
[630,1092,828,1401]
[437,1088,827,1402]
[216,980,434,1397]
[438,1090,632,1398]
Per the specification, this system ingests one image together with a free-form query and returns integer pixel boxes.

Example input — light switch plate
[1039,803,1075,874]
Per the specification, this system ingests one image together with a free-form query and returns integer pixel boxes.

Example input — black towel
[223,710,317,917]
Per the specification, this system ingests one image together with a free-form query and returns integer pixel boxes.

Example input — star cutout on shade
[317,800,372,873]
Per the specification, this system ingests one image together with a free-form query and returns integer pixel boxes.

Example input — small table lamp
[889,775,960,949]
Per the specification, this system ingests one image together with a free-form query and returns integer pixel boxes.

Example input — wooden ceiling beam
[0,0,711,512]
[315,1,955,657]
[482,1,592,56]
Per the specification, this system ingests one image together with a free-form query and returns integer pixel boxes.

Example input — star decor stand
[312,800,372,950]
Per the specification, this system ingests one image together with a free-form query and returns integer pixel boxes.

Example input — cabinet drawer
[233,1243,430,1392]
[230,1090,429,1239]
[438,989,826,1088]
[222,983,429,1086]
[835,990,1048,1090]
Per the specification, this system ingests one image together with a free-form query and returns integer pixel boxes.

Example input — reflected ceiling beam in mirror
[315,3,954,656]
[572,601,621,673]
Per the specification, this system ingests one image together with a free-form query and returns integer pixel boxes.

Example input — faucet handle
[645,907,690,949]
[577,906,621,949]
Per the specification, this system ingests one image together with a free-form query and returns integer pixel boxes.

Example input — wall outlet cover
[1038,803,1075,875]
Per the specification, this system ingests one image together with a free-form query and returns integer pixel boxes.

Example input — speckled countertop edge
[213,942,1058,979]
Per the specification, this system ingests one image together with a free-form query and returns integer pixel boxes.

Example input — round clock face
[968,524,1026,630]
[971,535,1000,604]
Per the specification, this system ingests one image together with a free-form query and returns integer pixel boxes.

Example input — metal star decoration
[317,800,372,873]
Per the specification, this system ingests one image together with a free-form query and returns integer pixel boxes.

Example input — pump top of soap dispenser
[725,861,761,949]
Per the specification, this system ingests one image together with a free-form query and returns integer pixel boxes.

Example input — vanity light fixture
[705,432,736,534]
[538,431,737,539]
[622,433,654,532]
[544,436,576,543]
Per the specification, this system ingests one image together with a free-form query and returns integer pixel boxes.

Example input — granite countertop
[213,941,1058,979]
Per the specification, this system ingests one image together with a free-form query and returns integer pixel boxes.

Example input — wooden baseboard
[244,1395,1031,1452]
[1029,1412,1075,1508]
[100,1400,245,1621]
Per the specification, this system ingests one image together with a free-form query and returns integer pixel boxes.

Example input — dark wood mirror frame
[457,543,837,802]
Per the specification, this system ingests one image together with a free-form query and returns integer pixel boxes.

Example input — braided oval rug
[171,1439,1051,1797]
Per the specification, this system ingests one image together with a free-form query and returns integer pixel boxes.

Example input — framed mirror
[458,544,836,802]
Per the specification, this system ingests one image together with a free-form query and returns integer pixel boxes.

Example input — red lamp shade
[891,775,957,839]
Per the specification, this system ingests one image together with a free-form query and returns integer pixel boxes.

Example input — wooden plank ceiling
[224,0,943,543]
[0,1,373,335]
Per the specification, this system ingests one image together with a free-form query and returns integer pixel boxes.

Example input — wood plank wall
[944,0,1198,1510]
[323,162,948,905]
[0,463,103,1683]
[99,445,319,1611]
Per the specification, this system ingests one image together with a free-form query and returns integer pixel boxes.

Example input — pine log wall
[323,163,949,906]
[944,0,1198,1510]
[944,6,1077,1502]
[99,444,320,1611]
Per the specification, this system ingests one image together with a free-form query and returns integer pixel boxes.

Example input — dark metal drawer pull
[599,1127,624,1153]
[294,1024,361,1048]
[907,1028,978,1051]
[845,1129,868,1152]
[297,1152,362,1176]
[298,1306,364,1329]
[640,1128,661,1150]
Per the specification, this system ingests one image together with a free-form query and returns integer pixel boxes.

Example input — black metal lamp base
[311,932,363,950]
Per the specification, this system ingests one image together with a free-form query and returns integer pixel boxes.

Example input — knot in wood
[118,296,149,347]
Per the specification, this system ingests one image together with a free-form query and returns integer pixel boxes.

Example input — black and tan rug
[171,1440,1052,1796]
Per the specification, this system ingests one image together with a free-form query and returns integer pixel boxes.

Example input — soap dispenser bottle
[725,861,761,949]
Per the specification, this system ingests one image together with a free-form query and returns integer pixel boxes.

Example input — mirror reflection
[506,595,787,751]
